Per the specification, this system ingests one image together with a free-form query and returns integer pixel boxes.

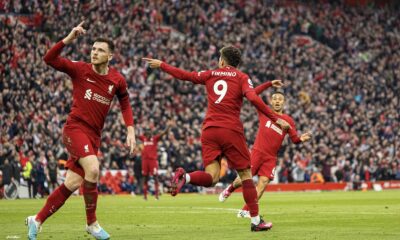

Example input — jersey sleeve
[287,117,301,144]
[116,77,134,127]
[254,81,273,95]
[160,62,211,85]
[138,135,144,142]
[43,41,79,78]
[241,75,256,95]
[154,134,161,142]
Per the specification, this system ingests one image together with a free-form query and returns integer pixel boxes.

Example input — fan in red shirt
[143,46,291,232]
[219,81,312,219]
[26,21,136,240]
[138,121,173,200]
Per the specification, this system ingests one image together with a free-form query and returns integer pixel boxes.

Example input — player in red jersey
[26,22,136,240]
[219,81,312,218]
[139,120,173,200]
[143,46,291,232]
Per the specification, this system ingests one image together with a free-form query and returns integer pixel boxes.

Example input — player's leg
[142,175,149,200]
[142,160,149,200]
[170,128,221,196]
[239,176,270,218]
[79,155,110,239]
[26,170,82,240]
[255,176,270,200]
[237,169,272,231]
[240,156,275,218]
[219,176,242,202]
[170,160,219,196]
[153,165,159,199]
[78,155,100,225]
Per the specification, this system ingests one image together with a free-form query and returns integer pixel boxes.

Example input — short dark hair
[94,38,114,52]
[272,89,285,97]
[220,46,242,67]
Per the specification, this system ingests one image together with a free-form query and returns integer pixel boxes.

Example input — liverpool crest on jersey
[108,85,114,94]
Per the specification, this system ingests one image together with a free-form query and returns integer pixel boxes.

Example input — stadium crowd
[1,0,399,196]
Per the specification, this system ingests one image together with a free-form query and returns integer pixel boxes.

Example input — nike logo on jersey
[86,78,96,83]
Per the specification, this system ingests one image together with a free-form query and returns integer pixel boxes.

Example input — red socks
[227,184,236,193]
[36,184,73,223]
[154,178,159,198]
[188,171,213,187]
[242,179,258,217]
[83,180,98,225]
[143,181,148,199]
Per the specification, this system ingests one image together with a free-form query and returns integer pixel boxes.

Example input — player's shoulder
[281,114,296,125]
[108,67,126,85]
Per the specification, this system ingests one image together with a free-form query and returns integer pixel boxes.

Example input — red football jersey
[160,63,278,133]
[252,112,301,158]
[139,135,160,161]
[43,41,134,136]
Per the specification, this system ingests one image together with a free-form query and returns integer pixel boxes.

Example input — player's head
[144,128,152,137]
[271,89,285,113]
[91,38,114,66]
[219,46,242,68]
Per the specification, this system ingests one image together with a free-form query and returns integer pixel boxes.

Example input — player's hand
[63,21,87,45]
[271,80,284,88]
[300,132,312,142]
[142,58,163,68]
[126,127,137,155]
[276,118,291,131]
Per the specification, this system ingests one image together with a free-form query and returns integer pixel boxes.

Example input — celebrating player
[219,81,312,219]
[26,21,136,240]
[143,46,291,232]
[139,120,173,200]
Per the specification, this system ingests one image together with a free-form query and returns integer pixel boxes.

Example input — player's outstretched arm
[62,21,86,45]
[300,132,312,142]
[43,21,86,75]
[159,120,174,138]
[142,58,207,84]
[254,80,283,95]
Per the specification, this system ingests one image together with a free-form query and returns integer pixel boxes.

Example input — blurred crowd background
[1,0,399,197]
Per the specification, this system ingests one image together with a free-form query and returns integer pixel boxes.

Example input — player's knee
[258,178,270,188]
[65,178,82,191]
[210,177,220,187]
[85,167,100,180]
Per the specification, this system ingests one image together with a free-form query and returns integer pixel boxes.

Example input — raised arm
[43,21,87,75]
[142,58,209,84]
[254,80,283,95]
[158,120,174,138]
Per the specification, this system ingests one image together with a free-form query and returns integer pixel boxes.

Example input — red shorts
[142,159,158,176]
[251,149,277,180]
[62,124,100,178]
[201,127,250,170]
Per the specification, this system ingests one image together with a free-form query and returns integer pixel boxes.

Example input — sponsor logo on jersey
[144,141,154,146]
[265,120,283,135]
[84,89,111,105]
[84,89,93,100]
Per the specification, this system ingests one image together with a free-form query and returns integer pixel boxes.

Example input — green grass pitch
[1,190,399,239]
